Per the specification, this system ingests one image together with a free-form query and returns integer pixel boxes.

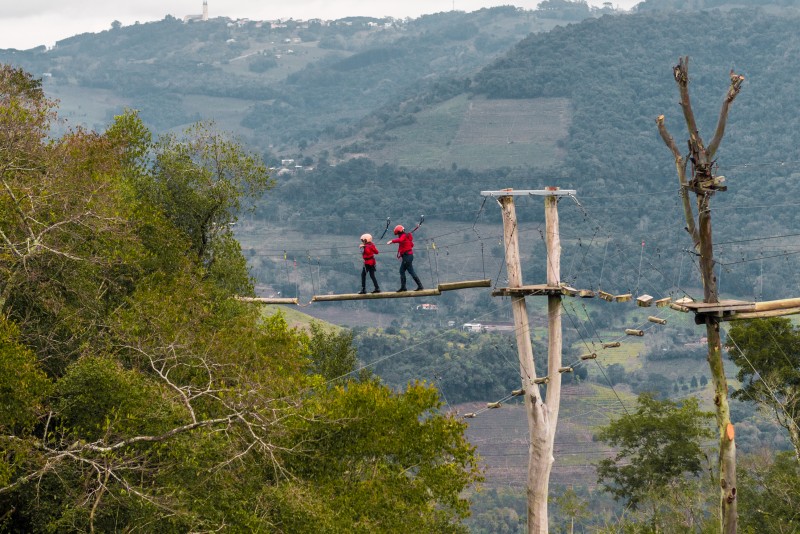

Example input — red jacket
[390,232,414,257]
[361,242,379,266]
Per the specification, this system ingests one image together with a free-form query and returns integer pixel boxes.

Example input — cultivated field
[368,95,571,170]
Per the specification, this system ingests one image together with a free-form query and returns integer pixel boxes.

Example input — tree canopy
[0,64,481,532]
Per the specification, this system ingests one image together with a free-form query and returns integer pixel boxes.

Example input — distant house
[482,322,514,333]
[462,322,513,333]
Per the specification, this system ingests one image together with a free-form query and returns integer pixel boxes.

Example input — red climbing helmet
[393,225,404,235]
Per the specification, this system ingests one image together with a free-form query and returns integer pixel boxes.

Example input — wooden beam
[723,306,800,321]
[311,289,441,302]
[752,297,800,312]
[235,297,299,305]
[437,279,491,291]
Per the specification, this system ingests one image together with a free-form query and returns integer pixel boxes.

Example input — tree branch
[707,70,745,158]
[656,115,699,249]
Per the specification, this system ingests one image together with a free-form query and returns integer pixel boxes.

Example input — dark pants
[399,253,422,289]
[361,264,379,290]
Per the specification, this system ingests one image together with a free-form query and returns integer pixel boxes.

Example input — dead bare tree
[656,56,744,533]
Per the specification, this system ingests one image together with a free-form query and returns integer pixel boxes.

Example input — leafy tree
[277,378,482,533]
[0,68,482,532]
[725,318,800,460]
[306,321,358,381]
[553,486,590,533]
[737,449,800,533]
[149,121,275,293]
[596,393,714,513]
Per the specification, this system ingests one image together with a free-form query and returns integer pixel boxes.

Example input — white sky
[0,0,640,50]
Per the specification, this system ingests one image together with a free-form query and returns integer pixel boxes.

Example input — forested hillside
[0,6,587,148]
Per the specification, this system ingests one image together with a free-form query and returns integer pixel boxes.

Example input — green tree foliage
[0,66,481,532]
[553,486,590,533]
[306,321,358,380]
[149,121,274,292]
[737,450,800,533]
[596,393,714,510]
[725,318,800,460]
[277,378,481,533]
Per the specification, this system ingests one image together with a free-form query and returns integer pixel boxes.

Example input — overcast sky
[0,0,640,50]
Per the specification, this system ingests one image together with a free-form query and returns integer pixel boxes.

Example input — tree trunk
[657,57,743,532]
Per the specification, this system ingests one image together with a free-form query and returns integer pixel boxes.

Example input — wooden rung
[559,367,573,373]
[602,342,621,349]
[486,402,502,409]
[670,303,690,313]
[560,285,579,297]
[463,412,477,418]
[637,294,653,307]
[533,376,549,384]
[511,388,524,397]
[437,279,492,291]
[598,291,614,302]
[648,316,667,325]
[615,293,632,302]
[625,329,644,336]
[675,297,694,305]
[579,290,595,298]
[655,297,671,307]
[580,352,597,360]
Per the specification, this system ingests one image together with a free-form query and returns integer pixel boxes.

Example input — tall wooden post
[657,57,743,533]
[490,188,571,533]
[544,186,563,499]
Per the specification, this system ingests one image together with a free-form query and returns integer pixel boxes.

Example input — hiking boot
[358,289,366,295]
[372,289,381,294]
[414,286,424,291]
[396,288,407,293]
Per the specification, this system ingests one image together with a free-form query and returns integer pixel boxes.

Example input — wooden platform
[492,284,595,298]
[681,299,756,317]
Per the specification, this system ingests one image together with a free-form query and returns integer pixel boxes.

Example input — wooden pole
[498,195,549,534]
[540,188,564,532]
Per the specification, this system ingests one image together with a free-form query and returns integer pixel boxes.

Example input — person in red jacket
[387,225,423,292]
[358,233,381,294]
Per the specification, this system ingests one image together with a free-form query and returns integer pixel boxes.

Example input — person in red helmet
[358,233,381,294]
[387,224,423,292]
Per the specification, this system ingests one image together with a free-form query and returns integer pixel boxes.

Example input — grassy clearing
[259,304,341,332]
